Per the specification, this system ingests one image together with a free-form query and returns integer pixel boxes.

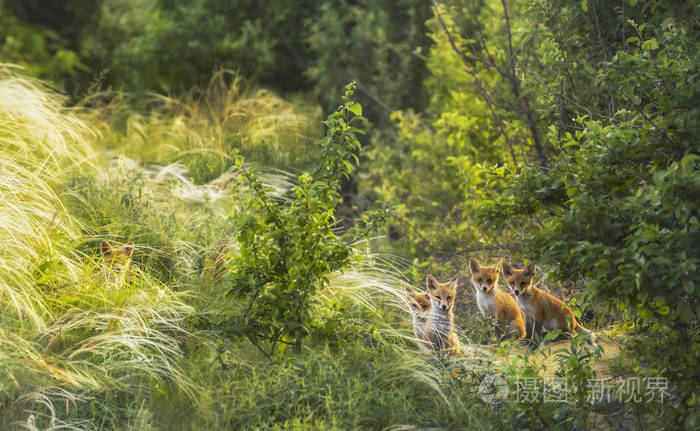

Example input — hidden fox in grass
[405,285,435,352]
[99,240,134,284]
[425,274,461,355]
[502,262,598,347]
[469,258,526,341]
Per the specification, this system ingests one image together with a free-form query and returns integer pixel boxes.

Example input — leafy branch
[220,82,366,356]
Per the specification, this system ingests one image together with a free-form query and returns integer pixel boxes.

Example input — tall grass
[0,70,208,429]
[86,70,320,183]
[0,67,613,430]
[1,68,463,429]
[0,70,92,330]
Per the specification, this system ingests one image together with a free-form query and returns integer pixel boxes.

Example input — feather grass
[1,67,509,429]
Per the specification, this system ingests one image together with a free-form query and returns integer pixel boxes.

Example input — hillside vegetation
[1,0,698,429]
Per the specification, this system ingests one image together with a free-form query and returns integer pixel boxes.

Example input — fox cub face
[405,285,431,321]
[100,240,134,273]
[502,262,535,296]
[469,258,501,293]
[426,275,457,312]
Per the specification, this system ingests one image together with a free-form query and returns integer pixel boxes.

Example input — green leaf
[348,102,363,116]
[683,280,695,295]
[581,0,589,12]
[642,38,659,51]
[680,153,700,175]
[678,301,695,323]
[56,296,79,305]
[544,329,563,341]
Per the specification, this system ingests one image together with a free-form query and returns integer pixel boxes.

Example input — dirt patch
[460,330,629,381]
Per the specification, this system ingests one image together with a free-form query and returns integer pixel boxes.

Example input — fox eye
[411,304,417,308]
[447,295,451,300]
[486,278,492,284]
[510,281,515,285]
[477,277,482,283]
[520,281,526,287]
[436,295,441,300]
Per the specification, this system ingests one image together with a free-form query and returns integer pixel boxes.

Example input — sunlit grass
[4,67,472,429]
[86,70,321,183]
[0,67,619,430]
[0,69,219,428]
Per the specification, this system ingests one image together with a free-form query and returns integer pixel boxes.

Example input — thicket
[362,0,699,426]
[1,0,698,429]
[0,0,430,123]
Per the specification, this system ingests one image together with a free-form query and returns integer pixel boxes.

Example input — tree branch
[472,76,519,164]
[590,0,616,116]
[430,0,509,77]
[500,0,547,165]
[432,0,547,166]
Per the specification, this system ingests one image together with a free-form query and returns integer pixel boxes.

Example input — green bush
[476,2,699,423]
[218,84,365,355]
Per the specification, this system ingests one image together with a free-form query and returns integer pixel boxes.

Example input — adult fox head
[405,285,431,321]
[502,262,535,296]
[469,258,502,294]
[426,275,457,312]
[100,240,134,273]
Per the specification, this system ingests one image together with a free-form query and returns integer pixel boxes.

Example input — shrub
[219,83,365,356]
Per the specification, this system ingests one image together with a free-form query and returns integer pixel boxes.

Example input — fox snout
[431,298,451,313]
[473,281,490,293]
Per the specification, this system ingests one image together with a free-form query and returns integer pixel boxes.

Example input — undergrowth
[0,68,665,430]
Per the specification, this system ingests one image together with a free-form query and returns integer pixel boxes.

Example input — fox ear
[100,240,113,255]
[469,258,480,274]
[450,279,459,291]
[426,274,439,290]
[124,243,134,256]
[502,262,513,277]
[404,285,416,297]
[524,262,535,278]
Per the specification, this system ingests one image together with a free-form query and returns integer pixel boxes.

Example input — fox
[502,262,598,347]
[425,274,461,355]
[469,258,526,341]
[99,240,134,284]
[405,285,435,351]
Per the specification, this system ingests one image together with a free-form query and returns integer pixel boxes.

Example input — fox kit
[469,258,526,341]
[405,285,435,351]
[425,275,461,355]
[502,262,597,346]
[99,240,134,284]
